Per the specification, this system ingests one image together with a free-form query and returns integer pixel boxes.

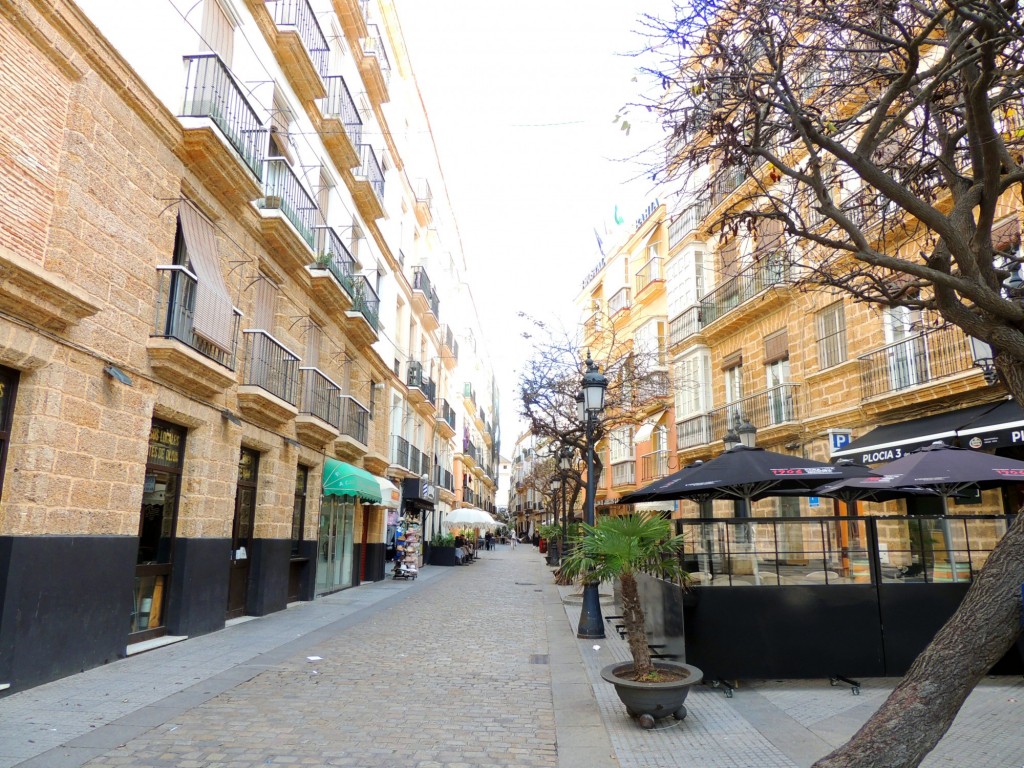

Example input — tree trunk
[619,572,653,679]
[812,511,1024,768]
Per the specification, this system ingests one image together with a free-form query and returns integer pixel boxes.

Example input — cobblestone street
[2,547,1023,768]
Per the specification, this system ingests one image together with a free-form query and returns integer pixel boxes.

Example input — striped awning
[322,458,382,502]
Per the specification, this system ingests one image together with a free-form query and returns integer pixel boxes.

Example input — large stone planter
[600,660,703,729]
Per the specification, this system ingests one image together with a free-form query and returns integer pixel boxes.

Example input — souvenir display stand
[392,516,420,580]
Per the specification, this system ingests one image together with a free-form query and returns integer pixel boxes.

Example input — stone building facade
[0,0,499,695]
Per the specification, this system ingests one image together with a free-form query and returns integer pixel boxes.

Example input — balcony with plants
[309,226,356,313]
[238,329,300,426]
[180,54,266,204]
[256,158,319,275]
[149,265,241,396]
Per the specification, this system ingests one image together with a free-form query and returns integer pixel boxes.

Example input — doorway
[227,447,259,619]
[316,495,355,595]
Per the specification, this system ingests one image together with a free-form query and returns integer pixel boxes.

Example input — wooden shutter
[764,330,789,364]
[253,276,277,331]
[721,351,743,370]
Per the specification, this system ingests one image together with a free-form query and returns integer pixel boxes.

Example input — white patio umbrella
[443,507,500,531]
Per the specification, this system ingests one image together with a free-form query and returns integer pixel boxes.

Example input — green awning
[322,458,382,502]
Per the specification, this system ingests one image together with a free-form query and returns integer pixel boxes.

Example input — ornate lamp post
[578,351,608,639]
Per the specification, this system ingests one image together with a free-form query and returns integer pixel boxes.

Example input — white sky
[394,0,671,451]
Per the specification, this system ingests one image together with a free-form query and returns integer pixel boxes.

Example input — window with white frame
[609,426,633,463]
[674,349,711,417]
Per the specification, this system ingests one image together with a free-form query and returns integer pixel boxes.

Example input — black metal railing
[153,265,240,370]
[313,226,355,294]
[242,330,299,404]
[259,158,318,247]
[441,324,458,362]
[440,400,456,430]
[424,377,436,405]
[412,266,440,318]
[407,360,425,391]
[669,306,701,347]
[181,54,265,178]
[269,0,329,77]
[340,395,369,445]
[711,167,747,208]
[321,75,362,146]
[858,324,975,399]
[709,384,801,438]
[362,23,392,84]
[669,200,712,247]
[357,144,384,200]
[348,274,380,330]
[463,382,476,405]
[677,413,714,450]
[299,367,341,425]
[611,461,636,487]
[700,251,792,326]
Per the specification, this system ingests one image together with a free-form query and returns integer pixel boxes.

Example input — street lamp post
[577,352,608,639]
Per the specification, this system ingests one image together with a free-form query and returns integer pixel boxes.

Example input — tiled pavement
[1,546,1022,767]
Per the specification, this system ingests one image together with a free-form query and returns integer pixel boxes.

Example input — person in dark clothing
[485,532,494,551]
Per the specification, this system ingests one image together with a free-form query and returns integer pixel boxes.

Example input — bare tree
[637,1,1024,765]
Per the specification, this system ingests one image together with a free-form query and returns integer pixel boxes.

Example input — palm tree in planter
[558,513,703,729]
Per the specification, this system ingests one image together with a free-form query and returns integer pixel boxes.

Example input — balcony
[414,179,433,225]
[390,435,428,476]
[858,325,976,401]
[463,382,476,409]
[257,158,318,275]
[676,413,713,451]
[148,266,240,396]
[699,251,793,331]
[635,257,663,297]
[676,384,801,451]
[343,274,380,344]
[318,75,362,171]
[296,367,342,446]
[309,226,356,313]
[440,324,459,367]
[710,167,748,210]
[611,461,636,488]
[434,465,455,493]
[462,438,479,468]
[352,144,384,220]
[406,360,427,405]
[669,306,702,349]
[608,286,631,316]
[359,23,392,105]
[238,330,300,427]
[333,0,368,52]
[436,399,457,438]
[641,450,670,482]
[411,266,440,330]
[669,201,711,248]
[636,370,671,406]
[335,394,370,461]
[267,0,329,103]
[179,54,265,206]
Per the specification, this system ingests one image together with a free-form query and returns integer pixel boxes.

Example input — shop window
[133,419,186,640]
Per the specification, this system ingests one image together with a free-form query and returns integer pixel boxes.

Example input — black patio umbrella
[620,446,852,506]
[808,476,944,504]
[872,441,1024,503]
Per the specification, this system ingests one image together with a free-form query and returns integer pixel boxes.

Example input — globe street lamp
[578,351,608,639]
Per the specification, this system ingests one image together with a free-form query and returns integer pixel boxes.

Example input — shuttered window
[816,302,847,369]
[201,0,234,66]
[764,329,789,364]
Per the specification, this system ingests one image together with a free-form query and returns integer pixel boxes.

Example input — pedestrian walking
[485,531,494,551]
[509,532,518,549]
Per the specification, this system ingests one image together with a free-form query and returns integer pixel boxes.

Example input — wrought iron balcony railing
[313,226,355,294]
[270,0,329,77]
[407,360,425,389]
[635,257,663,295]
[412,266,441,318]
[361,24,392,84]
[321,76,362,145]
[390,434,428,475]
[434,465,455,492]
[669,200,712,247]
[348,274,380,330]
[340,394,369,445]
[357,144,384,200]
[669,306,701,347]
[259,158,318,247]
[699,251,792,326]
[299,367,341,425]
[858,325,975,399]
[611,461,635,487]
[463,382,476,405]
[153,265,241,369]
[181,54,265,178]
[676,383,801,450]
[440,399,456,430]
[711,167,748,208]
[243,330,299,404]
[676,413,714,450]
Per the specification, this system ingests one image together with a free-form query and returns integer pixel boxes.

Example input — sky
[394,0,673,452]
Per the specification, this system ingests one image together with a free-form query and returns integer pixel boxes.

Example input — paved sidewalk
[1,546,1022,768]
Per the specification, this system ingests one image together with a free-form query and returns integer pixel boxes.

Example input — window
[0,366,18,503]
[816,302,847,369]
[610,426,633,463]
[723,355,743,404]
[201,0,235,66]
[291,465,309,555]
[675,350,711,417]
[369,379,377,418]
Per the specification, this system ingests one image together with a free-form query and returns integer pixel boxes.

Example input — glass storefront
[132,420,185,639]
[316,495,355,595]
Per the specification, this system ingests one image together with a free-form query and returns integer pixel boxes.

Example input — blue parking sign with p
[829,429,853,454]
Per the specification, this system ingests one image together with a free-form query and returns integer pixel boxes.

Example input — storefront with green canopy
[316,459,382,595]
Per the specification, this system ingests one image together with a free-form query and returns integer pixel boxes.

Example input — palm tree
[558,514,689,680]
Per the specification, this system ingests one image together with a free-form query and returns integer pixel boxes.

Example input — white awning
[376,476,401,508]
[633,500,675,513]
[633,410,668,444]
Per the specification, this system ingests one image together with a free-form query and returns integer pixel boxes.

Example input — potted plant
[538,523,563,565]
[558,513,702,729]
[428,531,458,566]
